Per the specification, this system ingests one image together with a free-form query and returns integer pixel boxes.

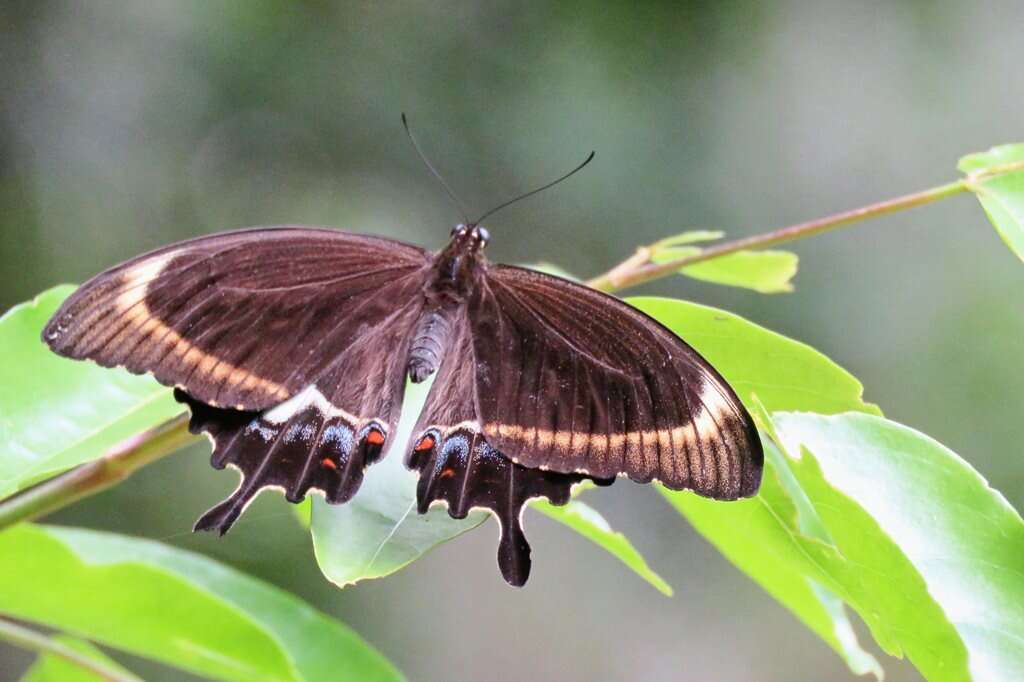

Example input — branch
[0,617,143,682]
[587,160,1024,293]
[0,414,196,531]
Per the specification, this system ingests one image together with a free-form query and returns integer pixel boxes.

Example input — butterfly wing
[470,264,763,500]
[45,227,431,532]
[177,286,420,533]
[405,309,604,586]
[44,226,429,410]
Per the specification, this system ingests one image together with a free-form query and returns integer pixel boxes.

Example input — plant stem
[0,617,142,682]
[587,177,971,293]
[0,414,196,531]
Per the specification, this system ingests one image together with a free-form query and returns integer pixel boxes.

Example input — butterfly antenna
[474,151,595,225]
[402,113,471,225]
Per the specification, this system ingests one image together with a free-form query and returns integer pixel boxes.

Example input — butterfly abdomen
[408,306,455,382]
[407,231,485,383]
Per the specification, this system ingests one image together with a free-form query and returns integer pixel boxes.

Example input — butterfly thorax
[407,224,489,383]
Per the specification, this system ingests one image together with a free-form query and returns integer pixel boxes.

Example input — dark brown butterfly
[42,221,763,586]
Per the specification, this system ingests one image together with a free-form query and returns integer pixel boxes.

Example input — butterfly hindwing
[470,264,763,500]
[405,311,601,586]
[43,227,429,410]
[180,388,387,533]
[179,290,423,533]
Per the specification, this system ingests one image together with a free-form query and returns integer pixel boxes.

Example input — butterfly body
[408,224,489,383]
[44,223,762,586]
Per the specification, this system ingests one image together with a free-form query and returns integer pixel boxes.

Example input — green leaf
[0,524,402,682]
[666,411,1024,681]
[650,247,799,293]
[772,412,1024,681]
[661,468,885,680]
[20,635,139,682]
[627,297,879,416]
[293,496,313,528]
[533,499,673,596]
[958,143,1024,260]
[310,452,487,587]
[633,296,885,676]
[0,286,181,497]
[310,379,487,587]
[652,230,725,248]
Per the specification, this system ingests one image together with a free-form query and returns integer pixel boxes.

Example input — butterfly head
[434,223,490,291]
[450,223,490,251]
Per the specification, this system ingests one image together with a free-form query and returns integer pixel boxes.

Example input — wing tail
[404,317,600,586]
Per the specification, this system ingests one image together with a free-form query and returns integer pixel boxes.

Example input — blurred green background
[2,2,1022,680]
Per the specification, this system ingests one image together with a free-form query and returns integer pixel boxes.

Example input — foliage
[772,412,1024,681]
[1,145,1023,680]
[19,635,138,682]
[650,231,799,293]
[532,499,673,596]
[0,287,180,498]
[959,143,1024,260]
[309,379,489,586]
[639,295,889,675]
[0,524,400,682]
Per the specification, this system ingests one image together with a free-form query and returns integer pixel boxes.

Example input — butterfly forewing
[43,227,429,410]
[470,265,763,499]
[45,227,431,533]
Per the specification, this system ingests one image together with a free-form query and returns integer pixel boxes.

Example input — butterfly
[42,131,763,586]
[42,222,763,585]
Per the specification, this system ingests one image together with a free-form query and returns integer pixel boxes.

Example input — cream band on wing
[485,401,732,454]
[482,377,743,490]
[262,385,369,428]
[114,249,290,404]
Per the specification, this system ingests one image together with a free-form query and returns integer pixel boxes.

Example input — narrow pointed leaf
[533,499,673,596]
[651,247,799,293]
[653,230,725,248]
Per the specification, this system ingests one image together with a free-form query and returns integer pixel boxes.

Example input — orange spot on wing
[365,429,385,446]
[321,458,337,469]
[414,434,436,452]
[439,468,455,479]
